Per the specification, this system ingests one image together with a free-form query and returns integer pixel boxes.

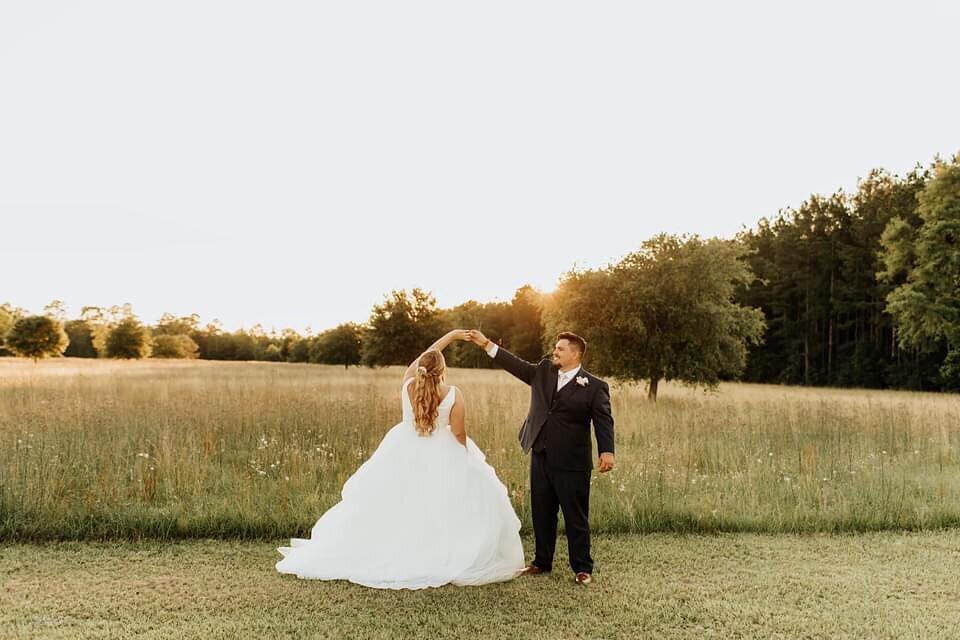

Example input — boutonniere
[576,376,589,387]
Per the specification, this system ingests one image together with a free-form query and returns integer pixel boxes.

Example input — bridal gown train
[275,378,526,589]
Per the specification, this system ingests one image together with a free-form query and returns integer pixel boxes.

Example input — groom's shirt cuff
[485,342,498,358]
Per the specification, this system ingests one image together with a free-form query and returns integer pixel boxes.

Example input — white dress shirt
[485,342,581,391]
[555,365,582,391]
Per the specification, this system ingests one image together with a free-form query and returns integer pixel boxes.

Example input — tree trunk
[827,269,834,383]
[648,377,660,402]
[915,347,921,389]
[804,284,810,385]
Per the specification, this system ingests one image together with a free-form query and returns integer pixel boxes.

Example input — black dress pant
[530,449,593,573]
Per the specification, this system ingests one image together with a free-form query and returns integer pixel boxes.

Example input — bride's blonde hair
[413,349,445,436]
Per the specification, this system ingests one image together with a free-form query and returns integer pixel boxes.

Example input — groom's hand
[467,329,490,348]
[598,453,615,473]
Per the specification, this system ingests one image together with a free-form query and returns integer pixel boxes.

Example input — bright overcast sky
[1,1,958,334]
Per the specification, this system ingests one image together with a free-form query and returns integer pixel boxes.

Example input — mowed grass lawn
[3,531,960,639]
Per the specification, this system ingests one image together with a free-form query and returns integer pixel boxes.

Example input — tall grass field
[2,357,958,541]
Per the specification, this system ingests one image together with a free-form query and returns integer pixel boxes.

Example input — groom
[468,329,615,586]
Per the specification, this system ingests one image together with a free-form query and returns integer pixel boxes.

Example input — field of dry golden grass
[2,357,958,540]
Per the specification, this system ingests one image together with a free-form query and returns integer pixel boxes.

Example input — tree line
[0,286,548,371]
[2,152,958,398]
[735,154,960,392]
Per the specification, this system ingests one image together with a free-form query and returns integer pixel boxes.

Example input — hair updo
[413,349,446,436]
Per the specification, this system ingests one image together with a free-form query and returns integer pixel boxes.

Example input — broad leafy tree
[361,289,443,366]
[0,303,30,356]
[310,323,362,367]
[545,234,766,401]
[505,284,546,362]
[151,333,200,358]
[879,157,960,388]
[106,317,153,359]
[6,315,69,361]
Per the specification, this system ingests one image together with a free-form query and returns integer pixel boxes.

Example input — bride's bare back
[404,380,466,446]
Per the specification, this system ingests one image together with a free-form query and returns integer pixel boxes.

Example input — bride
[276,329,526,589]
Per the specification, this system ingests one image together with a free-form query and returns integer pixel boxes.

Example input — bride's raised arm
[401,329,469,382]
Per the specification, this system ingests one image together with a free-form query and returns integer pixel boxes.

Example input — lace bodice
[401,378,457,432]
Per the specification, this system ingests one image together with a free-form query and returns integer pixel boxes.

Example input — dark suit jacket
[494,346,615,471]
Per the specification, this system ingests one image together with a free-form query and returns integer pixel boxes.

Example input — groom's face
[552,339,581,370]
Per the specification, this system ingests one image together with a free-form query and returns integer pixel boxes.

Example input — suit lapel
[545,365,558,406]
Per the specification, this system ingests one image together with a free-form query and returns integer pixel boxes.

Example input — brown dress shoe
[519,564,550,576]
[574,572,593,585]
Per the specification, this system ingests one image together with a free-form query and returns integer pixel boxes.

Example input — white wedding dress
[276,378,525,589]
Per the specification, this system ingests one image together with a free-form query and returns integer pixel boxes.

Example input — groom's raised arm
[469,330,537,385]
[491,344,538,386]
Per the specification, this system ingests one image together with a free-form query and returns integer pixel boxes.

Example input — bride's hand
[451,329,471,341]
[467,329,489,346]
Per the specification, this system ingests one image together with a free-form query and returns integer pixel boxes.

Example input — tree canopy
[880,158,960,388]
[5,315,69,362]
[106,317,153,359]
[360,288,443,366]
[544,234,766,401]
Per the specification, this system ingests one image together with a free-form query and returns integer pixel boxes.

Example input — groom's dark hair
[557,331,586,356]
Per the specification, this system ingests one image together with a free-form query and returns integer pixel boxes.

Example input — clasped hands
[465,329,489,348]
[446,329,492,348]
[443,329,488,346]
